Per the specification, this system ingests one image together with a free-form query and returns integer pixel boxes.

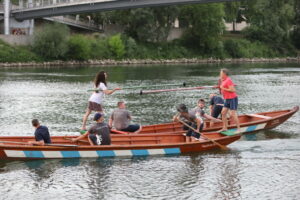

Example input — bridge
[1,0,238,35]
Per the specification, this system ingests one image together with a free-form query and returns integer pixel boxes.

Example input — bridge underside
[12,0,238,21]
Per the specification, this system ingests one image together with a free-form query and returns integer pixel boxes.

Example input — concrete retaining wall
[0,34,33,45]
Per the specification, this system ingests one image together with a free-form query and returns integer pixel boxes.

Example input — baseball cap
[93,113,103,121]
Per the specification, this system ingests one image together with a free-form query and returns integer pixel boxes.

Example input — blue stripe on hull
[97,150,115,157]
[24,151,44,158]
[131,149,149,156]
[246,125,257,132]
[164,148,181,154]
[61,151,80,158]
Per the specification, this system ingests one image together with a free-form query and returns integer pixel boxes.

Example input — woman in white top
[81,71,121,130]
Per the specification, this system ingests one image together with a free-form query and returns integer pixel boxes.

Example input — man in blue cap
[72,113,111,145]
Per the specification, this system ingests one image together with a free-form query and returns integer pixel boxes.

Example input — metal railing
[45,15,103,30]
[18,0,115,10]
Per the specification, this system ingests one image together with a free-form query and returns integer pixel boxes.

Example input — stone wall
[0,34,33,45]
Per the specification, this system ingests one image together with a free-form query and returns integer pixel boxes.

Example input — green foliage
[108,34,125,59]
[224,39,278,58]
[0,40,40,63]
[243,0,295,49]
[89,38,112,59]
[180,4,225,55]
[32,23,69,60]
[67,35,91,61]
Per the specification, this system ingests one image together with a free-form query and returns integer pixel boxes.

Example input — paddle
[177,119,229,151]
[0,140,78,147]
[87,82,186,92]
[140,85,218,95]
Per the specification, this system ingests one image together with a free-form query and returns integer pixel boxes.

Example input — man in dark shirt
[73,113,111,145]
[28,119,51,145]
[209,93,224,118]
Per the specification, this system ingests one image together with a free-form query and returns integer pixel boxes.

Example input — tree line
[1,0,299,62]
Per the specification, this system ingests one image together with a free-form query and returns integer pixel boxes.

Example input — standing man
[219,68,240,133]
[28,119,51,145]
[109,101,141,133]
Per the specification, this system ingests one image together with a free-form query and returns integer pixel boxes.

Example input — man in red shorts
[219,68,240,133]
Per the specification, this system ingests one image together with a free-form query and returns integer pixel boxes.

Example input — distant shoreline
[0,57,299,67]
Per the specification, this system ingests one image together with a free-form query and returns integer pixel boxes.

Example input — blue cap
[93,113,103,121]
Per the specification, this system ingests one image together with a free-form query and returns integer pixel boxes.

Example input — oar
[0,140,78,147]
[177,119,229,151]
[80,129,127,135]
[87,82,186,92]
[64,138,89,144]
[140,85,218,95]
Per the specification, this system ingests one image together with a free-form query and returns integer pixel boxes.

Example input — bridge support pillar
[28,0,35,35]
[4,0,10,35]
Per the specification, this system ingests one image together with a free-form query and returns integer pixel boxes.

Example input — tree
[32,23,69,60]
[179,4,225,54]
[291,0,300,49]
[108,34,125,59]
[244,0,295,50]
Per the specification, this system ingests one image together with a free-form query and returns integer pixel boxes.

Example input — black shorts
[184,122,203,139]
[121,124,140,132]
[212,105,223,118]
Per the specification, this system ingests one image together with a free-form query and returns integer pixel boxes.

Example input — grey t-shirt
[190,107,205,121]
[111,108,131,130]
[88,122,111,145]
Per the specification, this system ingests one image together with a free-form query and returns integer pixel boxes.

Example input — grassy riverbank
[0,32,298,65]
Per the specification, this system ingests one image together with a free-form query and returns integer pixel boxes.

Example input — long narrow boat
[0,132,240,160]
[114,106,299,135]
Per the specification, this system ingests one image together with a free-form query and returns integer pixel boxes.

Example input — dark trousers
[183,122,203,139]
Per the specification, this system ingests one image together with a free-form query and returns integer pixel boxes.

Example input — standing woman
[219,68,240,133]
[81,71,121,130]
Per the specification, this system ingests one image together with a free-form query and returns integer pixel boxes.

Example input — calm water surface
[0,63,299,200]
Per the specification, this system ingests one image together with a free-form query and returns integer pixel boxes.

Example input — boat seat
[247,114,272,119]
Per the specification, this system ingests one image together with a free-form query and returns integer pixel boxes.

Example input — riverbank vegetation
[0,0,299,63]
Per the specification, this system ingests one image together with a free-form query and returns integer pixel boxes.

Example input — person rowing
[218,68,240,133]
[73,113,111,145]
[173,104,203,142]
[190,99,222,127]
[81,71,121,131]
[109,101,142,133]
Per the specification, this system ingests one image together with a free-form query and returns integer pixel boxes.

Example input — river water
[0,63,299,200]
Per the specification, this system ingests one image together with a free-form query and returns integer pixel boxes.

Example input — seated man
[173,104,202,142]
[72,113,111,145]
[109,101,142,133]
[28,119,51,146]
[190,99,222,128]
[209,93,224,118]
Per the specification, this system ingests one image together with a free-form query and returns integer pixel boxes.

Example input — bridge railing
[18,0,113,9]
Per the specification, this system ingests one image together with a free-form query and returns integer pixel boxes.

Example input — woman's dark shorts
[88,101,103,112]
[121,124,140,132]
[224,97,238,110]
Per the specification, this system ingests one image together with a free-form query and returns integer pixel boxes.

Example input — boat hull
[0,133,240,160]
[131,106,299,135]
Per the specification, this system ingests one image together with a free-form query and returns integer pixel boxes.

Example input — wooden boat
[0,132,240,160]
[114,106,299,135]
